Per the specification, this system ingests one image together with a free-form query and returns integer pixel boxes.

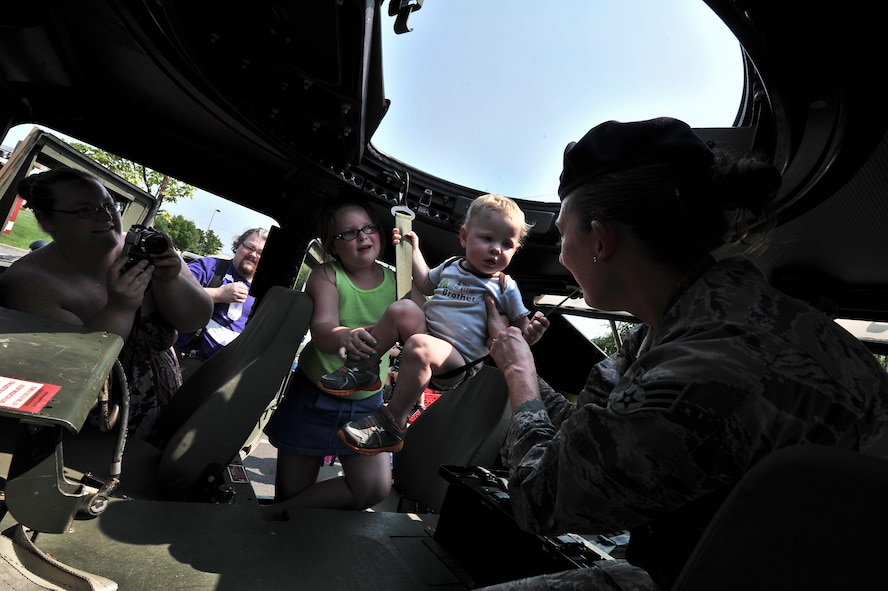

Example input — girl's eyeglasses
[334,223,380,241]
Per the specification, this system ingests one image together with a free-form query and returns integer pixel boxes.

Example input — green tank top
[299,262,395,400]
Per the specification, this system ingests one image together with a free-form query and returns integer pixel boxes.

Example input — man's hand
[218,281,249,304]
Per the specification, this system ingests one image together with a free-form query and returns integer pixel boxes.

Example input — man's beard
[237,260,256,279]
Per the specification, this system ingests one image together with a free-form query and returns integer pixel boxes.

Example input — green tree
[201,230,224,256]
[68,142,194,209]
[590,321,635,356]
[155,212,224,256]
[153,213,198,254]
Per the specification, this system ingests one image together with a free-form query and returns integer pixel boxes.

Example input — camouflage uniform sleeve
[508,324,648,439]
[502,341,635,473]
[504,330,758,537]
[507,320,888,537]
[505,256,888,541]
[477,559,659,590]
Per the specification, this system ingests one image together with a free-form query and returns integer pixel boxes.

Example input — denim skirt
[264,369,383,457]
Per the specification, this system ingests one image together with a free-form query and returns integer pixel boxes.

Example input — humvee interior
[2,1,888,589]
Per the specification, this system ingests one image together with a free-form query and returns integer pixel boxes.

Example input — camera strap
[183,258,229,354]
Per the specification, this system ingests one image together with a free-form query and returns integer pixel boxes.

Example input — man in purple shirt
[175,228,267,377]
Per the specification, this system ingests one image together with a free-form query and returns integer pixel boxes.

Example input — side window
[1,125,277,264]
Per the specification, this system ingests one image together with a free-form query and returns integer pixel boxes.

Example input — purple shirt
[174,257,253,359]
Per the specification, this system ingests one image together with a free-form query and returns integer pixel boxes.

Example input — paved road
[0,243,27,261]
[242,436,348,500]
[242,436,278,498]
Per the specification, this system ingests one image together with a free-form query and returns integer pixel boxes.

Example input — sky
[1,0,741,253]
[371,0,743,201]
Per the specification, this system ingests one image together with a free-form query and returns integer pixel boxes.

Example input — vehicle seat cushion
[673,444,888,590]
[157,287,313,501]
[392,365,510,512]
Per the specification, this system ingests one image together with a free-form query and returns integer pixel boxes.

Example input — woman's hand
[485,295,535,367]
[106,256,152,311]
[144,232,183,283]
[485,295,542,410]
[485,293,509,346]
[485,296,550,348]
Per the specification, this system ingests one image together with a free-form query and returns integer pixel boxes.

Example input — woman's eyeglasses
[52,202,118,219]
[334,223,380,241]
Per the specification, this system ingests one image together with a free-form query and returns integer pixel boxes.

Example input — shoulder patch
[609,382,690,414]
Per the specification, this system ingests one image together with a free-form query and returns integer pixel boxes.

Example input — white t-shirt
[425,256,529,370]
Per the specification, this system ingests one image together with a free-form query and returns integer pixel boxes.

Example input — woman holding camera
[0,166,212,442]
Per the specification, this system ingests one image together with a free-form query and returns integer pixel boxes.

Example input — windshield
[372,0,743,202]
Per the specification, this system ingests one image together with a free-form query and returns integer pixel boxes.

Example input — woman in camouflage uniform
[482,118,888,590]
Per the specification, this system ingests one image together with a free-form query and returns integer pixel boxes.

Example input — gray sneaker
[317,364,381,396]
[338,408,405,455]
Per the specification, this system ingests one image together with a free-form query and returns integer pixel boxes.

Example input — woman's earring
[592,256,598,263]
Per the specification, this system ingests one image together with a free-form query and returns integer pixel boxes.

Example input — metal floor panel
[32,499,463,591]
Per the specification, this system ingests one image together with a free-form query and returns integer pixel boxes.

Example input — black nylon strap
[183,258,229,352]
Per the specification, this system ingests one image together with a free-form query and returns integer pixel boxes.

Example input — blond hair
[464,193,533,245]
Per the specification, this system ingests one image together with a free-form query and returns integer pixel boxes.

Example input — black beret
[558,117,714,198]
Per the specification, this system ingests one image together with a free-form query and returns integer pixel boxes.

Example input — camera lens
[143,234,168,255]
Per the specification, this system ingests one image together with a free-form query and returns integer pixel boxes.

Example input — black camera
[122,224,167,267]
